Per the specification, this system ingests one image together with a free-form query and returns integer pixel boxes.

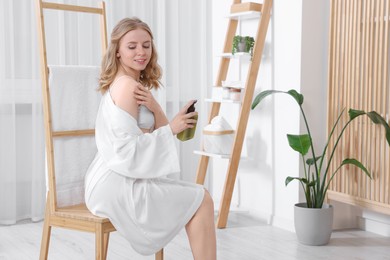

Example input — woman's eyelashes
[127,44,151,50]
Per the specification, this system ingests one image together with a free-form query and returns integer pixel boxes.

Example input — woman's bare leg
[185,190,217,260]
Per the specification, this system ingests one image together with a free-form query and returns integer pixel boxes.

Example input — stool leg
[103,232,109,259]
[155,248,164,260]
[95,224,104,260]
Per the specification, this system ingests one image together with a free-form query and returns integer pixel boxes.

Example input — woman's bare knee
[187,190,214,228]
[202,189,214,212]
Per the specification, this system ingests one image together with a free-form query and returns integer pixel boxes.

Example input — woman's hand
[169,100,198,135]
[134,84,161,113]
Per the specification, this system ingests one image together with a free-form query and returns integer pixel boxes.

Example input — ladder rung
[52,129,95,137]
[42,2,103,14]
[230,2,262,13]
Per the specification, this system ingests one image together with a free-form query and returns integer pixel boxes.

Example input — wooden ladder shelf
[195,0,273,229]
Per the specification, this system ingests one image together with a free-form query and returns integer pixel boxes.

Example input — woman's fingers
[186,120,197,127]
[180,100,197,114]
[183,113,198,128]
[134,84,152,104]
[133,84,161,113]
[185,111,198,119]
[134,84,147,95]
[170,110,198,134]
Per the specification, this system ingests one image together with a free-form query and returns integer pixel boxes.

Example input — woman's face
[117,28,152,76]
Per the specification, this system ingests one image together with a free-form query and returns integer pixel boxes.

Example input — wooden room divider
[327,0,390,215]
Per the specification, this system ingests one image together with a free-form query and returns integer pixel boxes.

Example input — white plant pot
[294,202,333,246]
[237,41,247,52]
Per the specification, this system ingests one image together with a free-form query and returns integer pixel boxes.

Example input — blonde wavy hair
[98,17,162,93]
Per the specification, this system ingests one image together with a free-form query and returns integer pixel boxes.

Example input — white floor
[1,212,390,260]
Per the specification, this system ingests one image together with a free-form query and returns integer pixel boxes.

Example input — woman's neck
[118,65,140,82]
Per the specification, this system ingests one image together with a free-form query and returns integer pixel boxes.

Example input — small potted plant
[232,35,255,55]
[251,89,390,245]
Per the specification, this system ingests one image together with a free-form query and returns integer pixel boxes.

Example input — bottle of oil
[177,100,197,141]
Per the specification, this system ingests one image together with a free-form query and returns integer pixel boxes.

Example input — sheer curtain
[0,0,45,224]
[0,0,211,224]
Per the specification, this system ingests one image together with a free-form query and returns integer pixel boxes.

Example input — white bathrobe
[85,92,204,255]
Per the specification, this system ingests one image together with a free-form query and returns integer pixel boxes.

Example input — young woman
[84,17,217,260]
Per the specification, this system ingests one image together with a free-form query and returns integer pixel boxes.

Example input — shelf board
[194,150,231,159]
[227,10,261,20]
[221,85,245,90]
[204,98,241,104]
[220,52,252,60]
[230,2,262,13]
[210,84,245,89]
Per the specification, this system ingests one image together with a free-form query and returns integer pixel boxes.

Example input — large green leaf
[287,89,304,105]
[285,176,308,186]
[366,111,390,145]
[251,89,304,109]
[287,134,311,156]
[348,109,390,145]
[341,158,371,179]
[251,90,284,109]
[348,109,365,120]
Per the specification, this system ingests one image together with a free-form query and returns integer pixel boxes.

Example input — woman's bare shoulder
[110,76,139,117]
[111,76,138,96]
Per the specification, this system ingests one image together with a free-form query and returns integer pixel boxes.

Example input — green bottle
[177,100,198,141]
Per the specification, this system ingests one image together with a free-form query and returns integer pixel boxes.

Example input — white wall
[271,0,303,231]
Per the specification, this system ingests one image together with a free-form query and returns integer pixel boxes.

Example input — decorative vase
[294,202,333,246]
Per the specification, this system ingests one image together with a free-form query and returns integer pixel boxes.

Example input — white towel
[203,116,234,155]
[48,65,101,207]
[49,65,101,131]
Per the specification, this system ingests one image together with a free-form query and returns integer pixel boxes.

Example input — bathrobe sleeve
[95,95,180,179]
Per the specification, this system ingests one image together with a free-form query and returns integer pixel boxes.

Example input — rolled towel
[203,116,234,155]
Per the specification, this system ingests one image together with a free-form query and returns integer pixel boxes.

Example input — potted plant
[232,35,255,55]
[251,89,390,245]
